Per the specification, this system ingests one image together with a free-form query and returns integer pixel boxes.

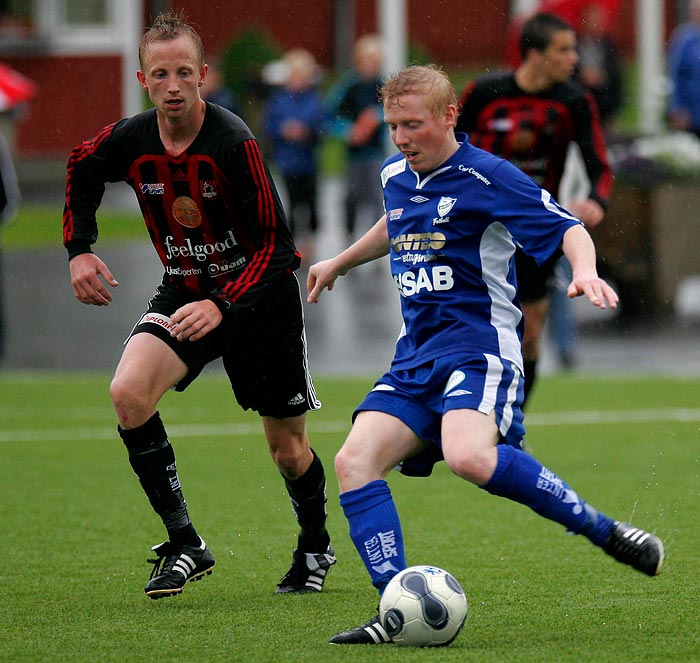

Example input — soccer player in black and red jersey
[456,12,613,405]
[62,11,335,599]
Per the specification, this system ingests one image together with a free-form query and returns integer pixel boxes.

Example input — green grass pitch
[1,372,698,662]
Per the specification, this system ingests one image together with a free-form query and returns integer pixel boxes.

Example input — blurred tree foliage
[220,26,282,100]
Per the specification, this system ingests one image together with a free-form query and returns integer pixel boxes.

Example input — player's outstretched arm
[307,215,390,303]
[69,253,119,306]
[562,224,618,310]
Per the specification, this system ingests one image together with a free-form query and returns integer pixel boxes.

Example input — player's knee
[268,434,309,479]
[334,444,371,487]
[334,444,357,481]
[109,376,151,424]
[273,451,301,477]
[443,446,495,485]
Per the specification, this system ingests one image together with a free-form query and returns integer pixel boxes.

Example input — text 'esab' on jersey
[63,102,300,310]
[381,134,582,373]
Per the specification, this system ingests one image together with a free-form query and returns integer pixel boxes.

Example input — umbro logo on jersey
[410,195,429,203]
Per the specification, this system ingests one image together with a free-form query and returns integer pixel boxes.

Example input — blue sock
[481,445,614,546]
[339,479,407,593]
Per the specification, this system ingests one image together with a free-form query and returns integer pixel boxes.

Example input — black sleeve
[63,121,128,259]
[570,91,613,208]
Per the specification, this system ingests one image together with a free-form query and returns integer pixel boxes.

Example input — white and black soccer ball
[379,565,468,647]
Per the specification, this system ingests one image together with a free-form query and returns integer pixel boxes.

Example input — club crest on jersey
[437,196,457,218]
[201,181,217,199]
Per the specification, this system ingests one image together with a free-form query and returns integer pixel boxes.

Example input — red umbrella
[0,63,37,111]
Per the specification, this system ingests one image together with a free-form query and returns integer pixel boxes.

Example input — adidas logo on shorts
[287,393,305,406]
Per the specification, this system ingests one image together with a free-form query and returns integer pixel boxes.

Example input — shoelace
[147,544,179,580]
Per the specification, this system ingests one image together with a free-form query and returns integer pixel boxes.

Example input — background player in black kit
[456,12,613,405]
[62,11,335,599]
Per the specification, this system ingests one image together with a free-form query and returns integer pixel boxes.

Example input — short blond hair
[379,65,457,117]
[139,10,204,70]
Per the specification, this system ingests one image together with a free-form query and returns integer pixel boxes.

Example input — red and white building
[0,0,677,161]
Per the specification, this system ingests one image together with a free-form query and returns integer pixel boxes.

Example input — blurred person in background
[199,56,240,114]
[263,48,325,263]
[326,33,385,242]
[62,11,335,600]
[0,127,20,363]
[668,0,700,138]
[456,12,612,406]
[574,2,624,138]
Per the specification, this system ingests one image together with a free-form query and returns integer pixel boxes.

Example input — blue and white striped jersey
[381,133,581,373]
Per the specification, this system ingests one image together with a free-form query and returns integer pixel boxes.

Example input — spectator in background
[326,34,385,241]
[0,127,20,363]
[456,13,612,406]
[200,56,240,115]
[263,48,325,262]
[575,2,624,138]
[668,0,700,138]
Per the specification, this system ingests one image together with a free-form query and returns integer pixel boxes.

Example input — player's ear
[444,104,458,128]
[198,63,208,88]
[136,70,148,91]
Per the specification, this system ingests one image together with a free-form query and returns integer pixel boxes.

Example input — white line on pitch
[1,408,700,443]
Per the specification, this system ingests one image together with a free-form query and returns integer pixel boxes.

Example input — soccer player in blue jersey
[307,65,664,645]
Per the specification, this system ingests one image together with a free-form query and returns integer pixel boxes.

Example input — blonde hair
[380,65,457,117]
[139,10,204,69]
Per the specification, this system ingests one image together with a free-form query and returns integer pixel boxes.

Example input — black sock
[283,449,330,553]
[119,412,199,546]
[522,358,538,409]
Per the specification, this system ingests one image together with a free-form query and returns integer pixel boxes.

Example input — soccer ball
[379,565,468,647]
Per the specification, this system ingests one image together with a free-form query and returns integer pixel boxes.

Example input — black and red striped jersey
[63,102,300,309]
[455,71,612,208]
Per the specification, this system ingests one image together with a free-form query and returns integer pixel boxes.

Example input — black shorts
[514,249,559,304]
[127,272,320,418]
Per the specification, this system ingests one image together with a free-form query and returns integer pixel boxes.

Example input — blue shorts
[354,353,526,476]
